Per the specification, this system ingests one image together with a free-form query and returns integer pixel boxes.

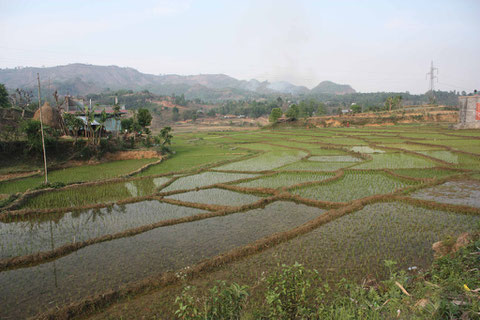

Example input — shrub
[20,119,58,154]
[175,281,249,320]
[264,262,318,319]
[269,108,283,123]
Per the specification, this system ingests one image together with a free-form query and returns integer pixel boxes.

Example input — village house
[62,96,128,133]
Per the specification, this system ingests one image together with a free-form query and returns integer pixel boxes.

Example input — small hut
[33,102,63,130]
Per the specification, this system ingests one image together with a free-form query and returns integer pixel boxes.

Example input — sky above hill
[0,0,479,93]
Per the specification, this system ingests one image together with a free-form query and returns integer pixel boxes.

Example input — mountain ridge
[0,63,356,100]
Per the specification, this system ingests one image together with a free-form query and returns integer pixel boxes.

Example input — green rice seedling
[22,177,171,209]
[363,137,408,144]
[451,153,480,170]
[162,172,259,192]
[166,188,261,206]
[446,130,480,137]
[0,164,42,176]
[410,180,480,208]
[201,202,480,288]
[308,155,361,162]
[421,139,480,154]
[237,143,291,152]
[379,143,443,151]
[415,151,463,164]
[400,133,460,140]
[216,150,307,171]
[292,172,417,202]
[349,146,385,154]
[138,144,247,176]
[0,201,205,259]
[237,172,335,189]
[279,161,355,172]
[352,153,438,169]
[262,140,348,155]
[0,158,158,194]
[3,125,480,320]
[392,168,459,179]
[0,201,323,320]
[317,137,369,146]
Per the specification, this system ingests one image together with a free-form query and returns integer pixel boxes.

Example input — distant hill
[0,64,355,100]
[311,81,356,95]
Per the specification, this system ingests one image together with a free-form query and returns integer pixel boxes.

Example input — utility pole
[426,61,438,104]
[37,73,48,184]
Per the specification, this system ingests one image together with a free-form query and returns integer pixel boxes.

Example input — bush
[264,262,318,319]
[121,118,134,133]
[78,145,96,160]
[175,281,249,320]
[157,144,172,155]
[20,119,59,154]
[173,231,480,319]
[269,108,283,123]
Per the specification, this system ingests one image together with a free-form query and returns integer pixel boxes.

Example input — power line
[426,61,438,101]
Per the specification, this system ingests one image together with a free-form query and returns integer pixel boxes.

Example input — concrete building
[457,94,480,129]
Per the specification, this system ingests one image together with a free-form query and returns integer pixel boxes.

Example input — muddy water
[0,201,204,259]
[350,146,385,154]
[411,180,480,208]
[166,188,261,206]
[162,172,258,192]
[0,201,323,319]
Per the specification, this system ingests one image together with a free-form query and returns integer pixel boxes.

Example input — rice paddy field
[1,124,480,319]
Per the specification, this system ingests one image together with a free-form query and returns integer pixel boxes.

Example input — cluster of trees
[207,98,328,120]
[314,90,461,113]
[209,98,285,118]
[0,84,10,108]
[172,93,187,106]
[86,90,158,110]
[121,108,152,134]
[269,99,326,122]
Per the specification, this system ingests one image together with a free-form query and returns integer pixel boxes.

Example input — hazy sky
[0,0,479,93]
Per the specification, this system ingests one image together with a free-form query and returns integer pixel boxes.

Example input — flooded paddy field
[21,176,171,209]
[411,179,480,208]
[1,125,479,319]
[0,201,204,258]
[175,202,480,293]
[292,171,418,202]
[0,201,322,319]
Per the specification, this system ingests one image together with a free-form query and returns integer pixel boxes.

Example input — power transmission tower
[426,61,438,104]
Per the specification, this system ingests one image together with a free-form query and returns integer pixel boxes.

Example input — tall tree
[0,84,11,108]
[172,106,180,121]
[285,104,300,119]
[159,126,173,146]
[9,88,33,117]
[269,108,283,122]
[137,108,152,130]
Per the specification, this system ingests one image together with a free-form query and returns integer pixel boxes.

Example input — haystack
[33,102,63,129]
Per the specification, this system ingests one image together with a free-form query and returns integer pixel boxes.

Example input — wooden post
[37,73,48,184]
